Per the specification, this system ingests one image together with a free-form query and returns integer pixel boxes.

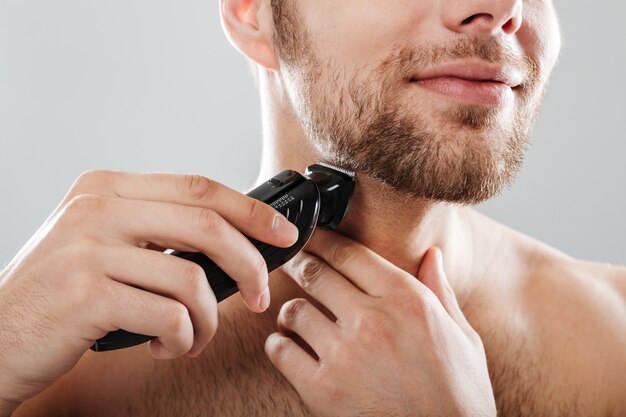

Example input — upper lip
[410,61,524,88]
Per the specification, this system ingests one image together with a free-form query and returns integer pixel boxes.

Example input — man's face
[271,0,561,203]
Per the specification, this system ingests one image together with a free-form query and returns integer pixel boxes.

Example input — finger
[277,298,338,358]
[304,229,415,297]
[63,170,299,248]
[64,195,270,312]
[265,333,319,395]
[283,252,369,318]
[97,245,218,357]
[417,247,473,332]
[92,279,195,359]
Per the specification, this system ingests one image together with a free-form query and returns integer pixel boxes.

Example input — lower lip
[411,77,513,106]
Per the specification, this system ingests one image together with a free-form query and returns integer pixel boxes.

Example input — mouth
[408,61,524,106]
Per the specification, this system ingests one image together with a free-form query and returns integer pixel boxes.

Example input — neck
[254,72,494,306]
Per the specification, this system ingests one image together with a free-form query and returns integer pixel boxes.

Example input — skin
[4,0,626,416]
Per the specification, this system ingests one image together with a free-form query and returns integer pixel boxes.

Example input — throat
[334,175,472,290]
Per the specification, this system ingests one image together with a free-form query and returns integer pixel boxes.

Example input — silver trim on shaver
[317,161,356,179]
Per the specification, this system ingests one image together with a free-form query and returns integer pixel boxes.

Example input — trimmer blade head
[316,161,355,179]
[305,162,356,230]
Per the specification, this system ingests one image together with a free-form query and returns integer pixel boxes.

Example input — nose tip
[501,11,523,35]
[446,0,524,36]
[462,12,522,36]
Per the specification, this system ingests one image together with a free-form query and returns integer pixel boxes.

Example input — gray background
[0,1,624,267]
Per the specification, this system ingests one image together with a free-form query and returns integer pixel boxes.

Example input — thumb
[417,247,472,331]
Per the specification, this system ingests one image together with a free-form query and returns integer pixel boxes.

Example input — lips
[408,61,524,106]
[410,61,524,87]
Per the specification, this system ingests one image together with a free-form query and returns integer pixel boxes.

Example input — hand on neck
[257,140,485,307]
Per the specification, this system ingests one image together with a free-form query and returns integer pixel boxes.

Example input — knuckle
[417,291,438,315]
[352,309,393,342]
[267,335,291,359]
[297,257,326,290]
[250,255,268,289]
[195,208,223,235]
[233,251,268,295]
[278,298,307,324]
[179,262,207,295]
[246,198,274,229]
[64,194,108,219]
[330,242,359,267]
[166,303,191,335]
[399,293,436,324]
[388,272,416,293]
[72,170,99,188]
[246,198,262,220]
[183,175,216,201]
[70,170,114,195]
[326,343,352,368]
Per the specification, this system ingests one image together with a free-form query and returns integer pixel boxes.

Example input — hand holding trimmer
[91,162,356,352]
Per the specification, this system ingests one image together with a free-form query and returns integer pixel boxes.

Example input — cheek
[299,2,430,74]
[518,4,561,77]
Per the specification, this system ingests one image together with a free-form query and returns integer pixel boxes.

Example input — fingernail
[273,214,299,244]
[435,249,450,285]
[258,287,271,311]
[435,248,443,266]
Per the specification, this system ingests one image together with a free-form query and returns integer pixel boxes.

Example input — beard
[271,1,547,204]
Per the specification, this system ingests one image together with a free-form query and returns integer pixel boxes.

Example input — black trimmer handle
[90,252,236,352]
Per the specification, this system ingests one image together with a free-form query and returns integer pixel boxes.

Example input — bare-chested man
[2,0,626,416]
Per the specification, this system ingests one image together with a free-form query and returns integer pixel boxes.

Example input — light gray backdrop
[1,1,624,267]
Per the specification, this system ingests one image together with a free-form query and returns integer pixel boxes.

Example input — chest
[119,296,603,417]
[466,302,603,417]
[120,307,311,417]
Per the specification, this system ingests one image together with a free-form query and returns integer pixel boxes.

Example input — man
[5,0,626,415]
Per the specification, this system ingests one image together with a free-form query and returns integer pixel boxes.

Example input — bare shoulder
[473,225,626,417]
[14,279,309,417]
[533,254,626,414]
